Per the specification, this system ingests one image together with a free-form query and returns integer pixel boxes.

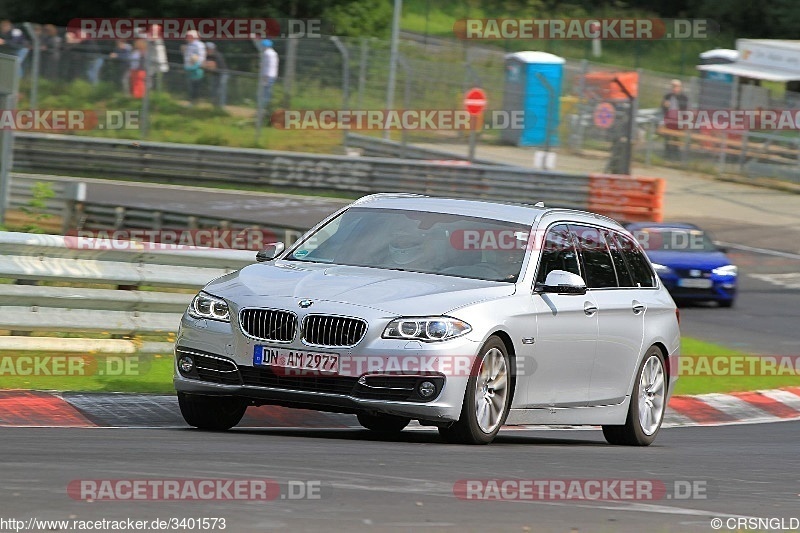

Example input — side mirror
[535,270,587,295]
[255,242,285,262]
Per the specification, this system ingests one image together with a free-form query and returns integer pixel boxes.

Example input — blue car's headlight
[712,265,738,277]
[652,263,673,275]
[188,291,230,322]
[383,317,472,342]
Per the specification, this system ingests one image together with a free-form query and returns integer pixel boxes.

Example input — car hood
[204,261,515,315]
[646,250,732,270]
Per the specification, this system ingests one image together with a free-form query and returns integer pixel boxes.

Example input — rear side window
[536,224,581,283]
[570,224,617,288]
[604,229,634,287]
[615,232,657,288]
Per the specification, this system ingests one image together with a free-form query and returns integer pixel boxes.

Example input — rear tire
[178,393,246,430]
[438,336,512,445]
[718,299,734,308]
[602,346,667,446]
[357,413,410,433]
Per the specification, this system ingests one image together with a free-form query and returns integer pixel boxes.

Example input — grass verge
[673,338,799,396]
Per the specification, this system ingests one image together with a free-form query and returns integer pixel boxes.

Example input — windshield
[632,228,718,252]
[285,207,530,282]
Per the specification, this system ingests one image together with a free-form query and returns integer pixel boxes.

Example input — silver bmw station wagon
[175,194,680,445]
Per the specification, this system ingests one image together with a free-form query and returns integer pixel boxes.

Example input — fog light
[418,381,436,398]
[178,356,194,373]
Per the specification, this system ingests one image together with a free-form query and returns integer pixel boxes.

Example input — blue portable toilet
[501,51,565,147]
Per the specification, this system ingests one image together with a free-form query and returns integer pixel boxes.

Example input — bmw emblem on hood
[298,299,313,308]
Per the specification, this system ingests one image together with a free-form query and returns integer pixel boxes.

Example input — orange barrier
[588,173,665,223]
[583,71,639,100]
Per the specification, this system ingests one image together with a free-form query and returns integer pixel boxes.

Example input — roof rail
[541,207,622,225]
[352,193,429,205]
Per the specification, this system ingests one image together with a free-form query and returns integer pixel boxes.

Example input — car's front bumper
[658,274,737,302]
[173,312,478,423]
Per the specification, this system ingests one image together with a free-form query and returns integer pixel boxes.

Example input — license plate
[678,278,713,289]
[253,346,339,374]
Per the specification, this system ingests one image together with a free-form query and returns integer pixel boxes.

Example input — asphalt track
[1,421,798,532]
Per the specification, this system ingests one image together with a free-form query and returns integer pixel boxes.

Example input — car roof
[351,194,622,228]
[626,222,701,231]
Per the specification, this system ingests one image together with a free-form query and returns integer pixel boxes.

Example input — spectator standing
[129,39,148,98]
[204,42,229,108]
[73,30,104,85]
[0,20,30,77]
[109,40,132,93]
[183,30,206,105]
[41,24,61,80]
[661,79,688,157]
[259,39,279,116]
[148,25,169,92]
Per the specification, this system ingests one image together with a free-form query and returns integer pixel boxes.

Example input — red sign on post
[464,88,487,116]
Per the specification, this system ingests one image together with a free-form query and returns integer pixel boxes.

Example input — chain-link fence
[4,22,800,180]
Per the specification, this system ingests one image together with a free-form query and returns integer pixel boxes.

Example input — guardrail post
[682,130,691,166]
[739,132,749,172]
[718,132,728,173]
[187,216,198,230]
[61,182,86,234]
[114,206,126,229]
[152,211,163,231]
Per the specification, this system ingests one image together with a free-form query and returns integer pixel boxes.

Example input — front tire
[357,413,410,433]
[439,336,512,445]
[602,346,667,446]
[178,393,246,430]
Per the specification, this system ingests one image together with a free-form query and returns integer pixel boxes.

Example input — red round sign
[464,88,487,116]
[593,102,615,129]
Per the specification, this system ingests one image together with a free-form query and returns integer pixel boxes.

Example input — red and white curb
[665,387,800,427]
[1,388,800,429]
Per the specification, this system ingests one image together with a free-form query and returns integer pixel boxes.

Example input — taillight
[675,308,680,325]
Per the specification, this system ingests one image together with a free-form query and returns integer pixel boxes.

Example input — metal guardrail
[8,174,308,244]
[13,132,589,208]
[11,133,664,221]
[0,231,254,350]
[344,133,506,166]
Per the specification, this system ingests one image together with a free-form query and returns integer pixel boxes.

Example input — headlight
[383,317,471,342]
[712,265,738,276]
[652,263,673,274]
[188,291,230,322]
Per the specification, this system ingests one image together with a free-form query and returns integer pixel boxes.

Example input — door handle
[632,301,646,315]
[584,302,598,316]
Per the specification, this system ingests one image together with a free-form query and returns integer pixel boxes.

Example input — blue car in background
[625,223,738,307]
